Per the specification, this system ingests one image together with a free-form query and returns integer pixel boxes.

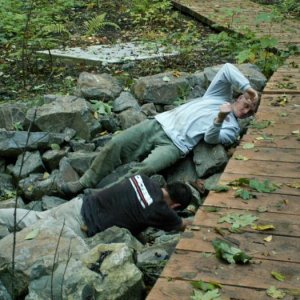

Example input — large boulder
[113,91,140,112]
[26,95,100,140]
[77,72,123,100]
[0,218,88,298]
[0,131,66,157]
[0,103,27,131]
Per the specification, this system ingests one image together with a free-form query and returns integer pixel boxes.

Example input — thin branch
[11,108,37,297]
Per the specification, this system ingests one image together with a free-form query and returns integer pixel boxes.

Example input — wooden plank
[259,93,300,107]
[161,251,300,290]
[240,134,300,149]
[147,278,282,300]
[225,159,300,179]
[255,111,300,124]
[204,190,300,215]
[233,146,300,163]
[193,207,300,238]
[247,124,300,136]
[177,228,300,263]
[220,173,300,196]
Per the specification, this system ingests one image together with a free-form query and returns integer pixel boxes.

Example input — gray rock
[204,63,267,92]
[113,91,140,112]
[25,200,43,211]
[0,131,65,157]
[26,95,99,140]
[204,173,223,191]
[41,195,68,210]
[186,71,207,99]
[118,108,146,130]
[58,157,80,183]
[70,139,95,152]
[92,135,112,148]
[0,218,88,298]
[132,71,191,105]
[0,158,5,172]
[141,103,157,116]
[18,171,59,200]
[0,225,10,240]
[85,226,144,252]
[100,115,120,133]
[193,142,228,178]
[66,152,98,175]
[11,151,44,179]
[0,103,27,131]
[0,280,11,300]
[0,173,14,195]
[0,197,25,209]
[164,154,198,183]
[42,147,70,170]
[77,72,122,100]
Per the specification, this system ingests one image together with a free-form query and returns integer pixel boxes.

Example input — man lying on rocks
[0,175,193,239]
[62,63,259,196]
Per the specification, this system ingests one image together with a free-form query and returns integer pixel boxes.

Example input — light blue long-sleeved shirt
[155,63,251,154]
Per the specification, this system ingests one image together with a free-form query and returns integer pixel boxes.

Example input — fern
[42,23,70,36]
[84,13,120,35]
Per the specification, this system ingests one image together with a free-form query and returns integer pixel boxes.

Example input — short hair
[166,182,193,210]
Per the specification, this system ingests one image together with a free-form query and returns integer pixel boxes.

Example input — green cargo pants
[80,119,183,187]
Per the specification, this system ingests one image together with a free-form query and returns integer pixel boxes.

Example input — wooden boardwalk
[148,1,300,299]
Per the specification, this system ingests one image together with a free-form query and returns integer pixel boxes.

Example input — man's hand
[215,102,232,124]
[244,87,259,102]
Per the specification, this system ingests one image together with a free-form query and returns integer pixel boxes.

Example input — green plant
[84,13,120,35]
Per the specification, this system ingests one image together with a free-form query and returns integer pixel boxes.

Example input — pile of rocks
[0,64,266,299]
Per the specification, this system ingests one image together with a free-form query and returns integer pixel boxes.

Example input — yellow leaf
[94,111,99,119]
[24,229,39,240]
[264,235,273,242]
[286,182,300,189]
[256,136,264,140]
[252,224,275,231]
[234,155,249,161]
[172,70,181,77]
[27,185,33,192]
[43,172,50,180]
[100,130,108,136]
[292,130,300,135]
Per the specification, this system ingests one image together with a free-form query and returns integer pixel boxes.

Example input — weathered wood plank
[232,146,300,163]
[225,159,300,179]
[193,207,300,238]
[147,278,283,300]
[204,190,300,215]
[241,134,300,149]
[177,228,300,263]
[220,173,300,196]
[161,251,300,290]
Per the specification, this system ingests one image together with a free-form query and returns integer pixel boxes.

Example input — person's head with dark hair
[162,182,193,211]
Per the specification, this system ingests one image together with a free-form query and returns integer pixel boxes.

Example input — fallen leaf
[234,155,249,161]
[264,235,273,242]
[162,76,171,82]
[43,172,50,179]
[242,143,255,149]
[172,70,181,77]
[257,206,268,213]
[286,182,300,189]
[252,224,275,231]
[24,229,39,240]
[266,286,286,299]
[219,213,257,231]
[271,271,285,282]
[292,130,300,135]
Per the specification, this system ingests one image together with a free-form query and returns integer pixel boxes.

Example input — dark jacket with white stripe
[81,175,182,237]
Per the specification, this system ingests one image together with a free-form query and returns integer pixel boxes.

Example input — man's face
[233,94,257,119]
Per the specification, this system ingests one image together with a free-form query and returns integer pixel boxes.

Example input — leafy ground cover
[0,0,298,104]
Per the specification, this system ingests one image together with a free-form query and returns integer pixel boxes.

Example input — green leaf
[250,119,272,130]
[249,179,277,193]
[234,154,249,161]
[218,213,257,231]
[242,143,255,149]
[191,288,221,300]
[266,286,286,299]
[50,143,61,151]
[209,185,230,193]
[212,239,251,264]
[234,188,255,200]
[24,229,39,240]
[228,178,250,187]
[191,280,221,292]
[271,271,285,282]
